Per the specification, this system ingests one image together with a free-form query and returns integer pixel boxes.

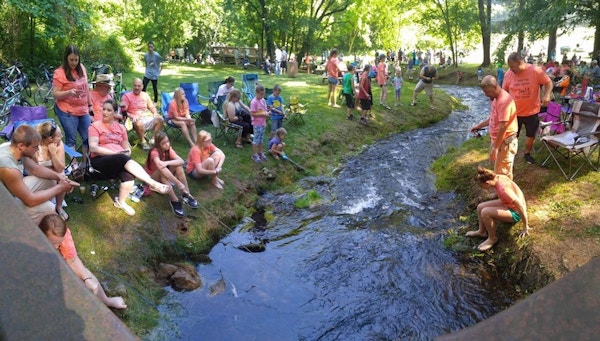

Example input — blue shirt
[267,94,284,120]
[144,51,162,80]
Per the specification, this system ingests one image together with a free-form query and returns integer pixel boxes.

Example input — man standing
[274,45,282,76]
[280,48,288,75]
[471,76,519,179]
[0,125,77,224]
[143,41,162,104]
[502,52,553,164]
[121,78,164,150]
[410,63,438,109]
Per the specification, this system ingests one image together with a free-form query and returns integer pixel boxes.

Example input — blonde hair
[173,87,186,113]
[196,130,212,146]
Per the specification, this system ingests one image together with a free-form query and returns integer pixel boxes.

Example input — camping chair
[242,73,259,101]
[210,98,243,143]
[160,91,182,141]
[541,100,600,180]
[287,95,307,125]
[179,82,210,123]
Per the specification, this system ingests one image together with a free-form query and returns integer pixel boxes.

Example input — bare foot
[216,177,224,185]
[466,230,487,238]
[105,296,127,309]
[211,181,223,190]
[478,238,498,251]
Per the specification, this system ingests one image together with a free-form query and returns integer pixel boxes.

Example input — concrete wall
[0,184,137,340]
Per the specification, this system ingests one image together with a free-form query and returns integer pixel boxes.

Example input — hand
[518,226,531,238]
[69,89,78,97]
[47,143,58,155]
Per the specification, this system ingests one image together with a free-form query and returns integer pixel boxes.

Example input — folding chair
[541,100,600,180]
[179,82,209,122]
[242,73,259,101]
[160,91,182,141]
[287,95,307,125]
[210,96,242,143]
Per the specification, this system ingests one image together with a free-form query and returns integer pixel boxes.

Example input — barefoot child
[268,127,287,159]
[39,214,127,309]
[250,84,269,163]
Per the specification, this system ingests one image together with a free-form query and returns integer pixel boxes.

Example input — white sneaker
[114,197,135,216]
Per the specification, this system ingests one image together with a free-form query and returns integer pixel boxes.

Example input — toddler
[268,127,287,159]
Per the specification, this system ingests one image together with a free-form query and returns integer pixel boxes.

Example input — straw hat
[92,73,115,87]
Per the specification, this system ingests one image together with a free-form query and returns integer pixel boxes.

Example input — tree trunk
[593,24,600,61]
[517,31,524,55]
[477,0,492,66]
[548,27,557,61]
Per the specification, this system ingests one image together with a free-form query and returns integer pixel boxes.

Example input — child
[267,84,285,138]
[186,130,226,189]
[39,214,127,309]
[326,48,341,107]
[342,64,357,119]
[376,54,391,109]
[268,127,287,159]
[496,63,504,87]
[407,58,414,80]
[250,84,269,163]
[477,67,483,81]
[358,64,373,125]
[393,69,404,106]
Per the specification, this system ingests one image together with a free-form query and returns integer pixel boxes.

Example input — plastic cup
[79,186,86,194]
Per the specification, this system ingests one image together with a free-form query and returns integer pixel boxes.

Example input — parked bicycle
[33,62,56,110]
[0,82,32,129]
[0,61,31,97]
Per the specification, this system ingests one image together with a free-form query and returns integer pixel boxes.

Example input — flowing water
[148,86,518,341]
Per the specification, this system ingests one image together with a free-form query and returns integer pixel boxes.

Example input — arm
[541,79,553,107]
[471,118,490,132]
[0,166,73,207]
[64,256,98,292]
[89,136,127,156]
[494,121,508,150]
[512,194,530,237]
[47,142,66,173]
[225,102,238,122]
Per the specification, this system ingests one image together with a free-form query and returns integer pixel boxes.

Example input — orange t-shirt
[90,90,111,121]
[186,144,217,174]
[168,98,190,119]
[502,64,551,117]
[52,65,90,116]
[326,58,340,78]
[121,91,155,121]
[88,120,128,158]
[58,228,77,260]
[376,62,387,86]
[489,89,518,145]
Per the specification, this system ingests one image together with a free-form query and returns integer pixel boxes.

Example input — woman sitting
[145,131,199,217]
[223,89,253,148]
[88,99,170,216]
[554,69,571,97]
[215,76,236,104]
[186,130,225,189]
[36,121,68,220]
[466,166,530,251]
[168,87,197,148]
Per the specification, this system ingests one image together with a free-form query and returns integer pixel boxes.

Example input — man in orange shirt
[471,76,518,179]
[121,78,164,150]
[502,52,553,164]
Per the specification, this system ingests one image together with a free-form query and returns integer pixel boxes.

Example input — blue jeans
[55,104,91,148]
[271,118,283,133]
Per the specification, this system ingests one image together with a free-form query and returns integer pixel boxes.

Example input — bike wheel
[0,100,8,130]
[19,98,32,107]
[24,85,32,98]
[34,85,55,110]
[36,75,47,87]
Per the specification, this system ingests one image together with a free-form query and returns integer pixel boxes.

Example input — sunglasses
[43,121,57,139]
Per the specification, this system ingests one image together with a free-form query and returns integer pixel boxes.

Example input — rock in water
[209,272,226,296]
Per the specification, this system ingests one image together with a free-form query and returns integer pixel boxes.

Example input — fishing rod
[281,153,307,172]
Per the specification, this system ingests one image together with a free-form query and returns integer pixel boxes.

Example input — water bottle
[90,184,99,197]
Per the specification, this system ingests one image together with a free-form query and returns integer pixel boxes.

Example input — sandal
[150,183,171,194]
[57,209,69,221]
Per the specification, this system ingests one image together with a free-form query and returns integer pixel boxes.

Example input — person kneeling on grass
[88,99,170,216]
[145,132,199,217]
[39,214,127,309]
[466,166,530,251]
[186,130,225,190]
[268,127,287,159]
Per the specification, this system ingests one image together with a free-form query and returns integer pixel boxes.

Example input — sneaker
[259,153,267,161]
[114,197,135,216]
[170,200,185,217]
[410,102,416,106]
[333,104,341,108]
[252,154,262,163]
[142,142,151,151]
[182,193,199,209]
[347,114,354,120]
[328,102,332,106]
[524,153,536,164]
[359,117,368,125]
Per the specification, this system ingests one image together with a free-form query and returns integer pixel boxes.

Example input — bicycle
[0,61,31,97]
[33,63,56,110]
[0,82,32,129]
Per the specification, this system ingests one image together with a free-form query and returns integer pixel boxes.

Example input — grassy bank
[64,63,463,335]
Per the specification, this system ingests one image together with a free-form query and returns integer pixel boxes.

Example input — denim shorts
[271,118,283,132]
[55,104,90,148]
[328,76,339,85]
[253,125,266,145]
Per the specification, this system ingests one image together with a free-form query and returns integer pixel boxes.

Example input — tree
[477,0,492,66]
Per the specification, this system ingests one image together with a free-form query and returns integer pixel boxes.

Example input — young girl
[250,84,269,163]
[36,121,68,220]
[168,87,197,148]
[357,64,373,125]
[393,69,404,107]
[186,130,226,189]
[376,54,390,109]
[268,127,287,159]
[145,131,198,217]
[326,49,341,107]
[466,166,530,251]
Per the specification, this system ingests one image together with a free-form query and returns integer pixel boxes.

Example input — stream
[148,85,518,341]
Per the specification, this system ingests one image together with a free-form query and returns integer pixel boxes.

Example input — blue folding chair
[242,73,259,101]
[180,83,209,120]
[160,91,182,141]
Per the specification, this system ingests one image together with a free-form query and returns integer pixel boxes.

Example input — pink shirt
[121,91,155,120]
[145,147,178,175]
[53,65,90,116]
[502,64,551,117]
[489,88,518,144]
[376,62,387,86]
[168,98,190,119]
[58,228,77,260]
[326,57,340,78]
[494,175,517,210]
[186,144,217,174]
[250,97,267,127]
[88,120,128,158]
[90,90,111,121]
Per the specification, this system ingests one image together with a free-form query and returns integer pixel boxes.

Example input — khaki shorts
[16,176,57,225]
[414,80,433,97]
[133,111,159,131]
[491,134,518,179]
